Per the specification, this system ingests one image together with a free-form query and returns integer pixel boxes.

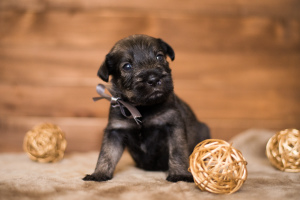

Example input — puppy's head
[98,35,175,106]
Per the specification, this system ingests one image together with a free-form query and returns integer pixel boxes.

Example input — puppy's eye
[122,63,132,71]
[156,53,165,62]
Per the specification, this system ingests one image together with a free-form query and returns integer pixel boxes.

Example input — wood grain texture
[1,10,299,51]
[1,0,300,18]
[0,0,299,152]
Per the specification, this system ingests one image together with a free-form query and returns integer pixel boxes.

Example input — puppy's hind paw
[166,174,194,182]
[82,173,112,182]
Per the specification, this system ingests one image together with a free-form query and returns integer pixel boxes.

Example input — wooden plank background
[0,0,299,152]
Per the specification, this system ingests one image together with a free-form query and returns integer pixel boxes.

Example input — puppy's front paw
[82,173,112,182]
[166,174,194,182]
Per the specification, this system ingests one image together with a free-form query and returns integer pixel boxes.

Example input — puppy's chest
[135,125,169,153]
[126,110,175,153]
[140,108,177,127]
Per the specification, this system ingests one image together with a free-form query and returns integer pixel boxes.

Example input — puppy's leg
[83,129,125,182]
[166,127,194,182]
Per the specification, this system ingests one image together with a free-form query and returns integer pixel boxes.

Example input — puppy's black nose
[147,75,161,87]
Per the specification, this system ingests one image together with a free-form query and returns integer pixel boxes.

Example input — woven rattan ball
[266,129,300,172]
[189,139,248,194]
[23,123,67,163]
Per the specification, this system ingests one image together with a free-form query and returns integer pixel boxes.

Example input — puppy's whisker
[135,78,143,83]
[162,71,168,76]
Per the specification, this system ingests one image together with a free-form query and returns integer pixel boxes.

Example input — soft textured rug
[0,129,299,200]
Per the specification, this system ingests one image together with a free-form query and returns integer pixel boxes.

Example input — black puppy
[83,35,210,182]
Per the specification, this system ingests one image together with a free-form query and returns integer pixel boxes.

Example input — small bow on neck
[93,84,142,125]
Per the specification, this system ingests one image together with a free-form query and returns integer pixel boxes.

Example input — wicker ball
[189,139,248,194]
[23,123,67,163]
[266,129,300,172]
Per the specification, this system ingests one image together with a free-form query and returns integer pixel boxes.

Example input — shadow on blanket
[0,129,299,200]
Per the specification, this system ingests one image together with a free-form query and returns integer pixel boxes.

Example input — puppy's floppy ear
[157,39,175,61]
[97,54,112,82]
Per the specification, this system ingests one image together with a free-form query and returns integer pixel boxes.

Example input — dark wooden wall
[1,0,299,152]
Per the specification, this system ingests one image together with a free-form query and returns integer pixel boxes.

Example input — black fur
[83,34,210,183]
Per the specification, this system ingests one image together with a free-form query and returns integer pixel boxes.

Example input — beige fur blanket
[1,129,299,200]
